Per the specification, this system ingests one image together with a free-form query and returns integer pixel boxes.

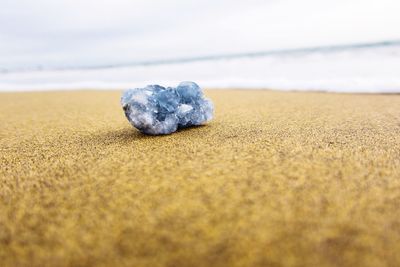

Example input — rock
[121,82,213,135]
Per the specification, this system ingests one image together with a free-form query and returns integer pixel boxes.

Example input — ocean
[1,41,399,93]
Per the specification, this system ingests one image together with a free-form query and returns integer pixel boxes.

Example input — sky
[0,0,399,70]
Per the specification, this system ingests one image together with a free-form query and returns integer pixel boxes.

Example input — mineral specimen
[121,82,214,135]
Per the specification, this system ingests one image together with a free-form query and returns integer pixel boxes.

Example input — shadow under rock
[176,124,208,134]
[90,127,149,146]
[90,124,211,146]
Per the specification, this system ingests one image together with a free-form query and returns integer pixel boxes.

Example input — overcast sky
[1,0,399,70]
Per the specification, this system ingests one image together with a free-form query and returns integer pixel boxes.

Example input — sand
[0,90,400,267]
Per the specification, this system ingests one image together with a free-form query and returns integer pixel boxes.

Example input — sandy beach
[1,90,399,267]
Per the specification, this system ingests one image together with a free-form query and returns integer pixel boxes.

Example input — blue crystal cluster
[121,82,214,135]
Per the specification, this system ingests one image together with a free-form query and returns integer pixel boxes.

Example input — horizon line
[2,39,399,73]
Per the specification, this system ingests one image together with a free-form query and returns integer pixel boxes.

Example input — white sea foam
[1,44,399,93]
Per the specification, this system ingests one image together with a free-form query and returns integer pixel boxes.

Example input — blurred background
[0,0,399,92]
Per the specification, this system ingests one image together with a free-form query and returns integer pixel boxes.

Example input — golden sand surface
[0,90,400,267]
